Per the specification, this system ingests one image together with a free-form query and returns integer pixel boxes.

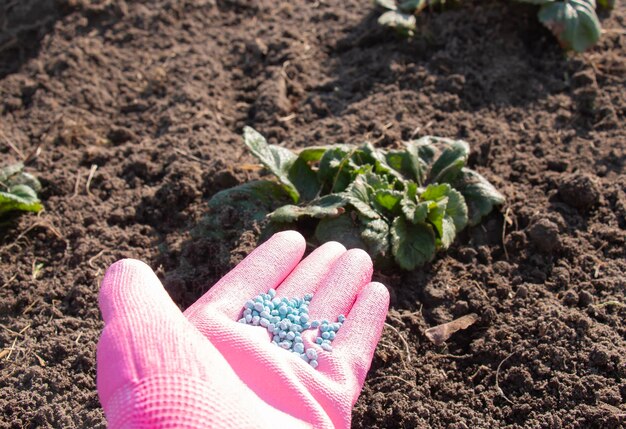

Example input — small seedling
[374,0,611,53]
[214,127,504,270]
[0,163,43,219]
[32,261,44,280]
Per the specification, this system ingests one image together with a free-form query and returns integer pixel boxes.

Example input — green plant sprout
[0,162,43,219]
[374,0,612,53]
[209,127,504,271]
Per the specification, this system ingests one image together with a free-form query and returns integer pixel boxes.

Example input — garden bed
[0,0,624,427]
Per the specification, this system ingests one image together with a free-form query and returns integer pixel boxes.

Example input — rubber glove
[97,231,389,428]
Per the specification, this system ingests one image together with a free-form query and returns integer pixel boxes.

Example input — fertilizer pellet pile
[239,289,344,369]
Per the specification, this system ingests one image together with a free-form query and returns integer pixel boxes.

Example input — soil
[1,0,625,428]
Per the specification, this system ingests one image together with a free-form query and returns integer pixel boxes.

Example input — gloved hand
[97,231,389,428]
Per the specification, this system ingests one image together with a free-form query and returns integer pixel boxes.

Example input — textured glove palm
[97,231,390,428]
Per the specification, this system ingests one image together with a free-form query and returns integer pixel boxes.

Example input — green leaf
[315,212,390,260]
[13,172,42,192]
[373,189,403,214]
[378,10,417,37]
[268,195,346,223]
[0,162,25,183]
[193,180,291,245]
[361,217,391,259]
[315,214,367,250]
[428,139,469,184]
[405,138,437,186]
[207,180,289,216]
[391,217,436,270]
[538,0,601,52]
[318,146,357,193]
[421,183,467,249]
[399,0,428,13]
[0,185,43,215]
[243,126,299,202]
[453,168,505,226]
[445,188,469,232]
[296,147,328,162]
[342,175,381,219]
[385,150,415,180]
[0,163,43,217]
[400,183,426,223]
[402,199,429,224]
[426,197,448,239]
[374,0,398,10]
[438,217,456,249]
[421,183,452,201]
[0,162,42,192]
[288,157,320,202]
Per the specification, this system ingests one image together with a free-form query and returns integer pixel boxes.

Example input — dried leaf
[424,313,478,345]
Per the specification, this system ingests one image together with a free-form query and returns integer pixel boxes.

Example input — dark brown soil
[1,1,625,428]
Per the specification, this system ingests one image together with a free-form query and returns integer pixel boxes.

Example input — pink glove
[97,231,389,428]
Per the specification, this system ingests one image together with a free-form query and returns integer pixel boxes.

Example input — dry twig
[495,350,517,405]
[384,322,412,364]
[85,164,98,196]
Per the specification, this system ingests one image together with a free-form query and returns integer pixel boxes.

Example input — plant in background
[374,0,612,53]
[212,127,504,270]
[0,163,43,218]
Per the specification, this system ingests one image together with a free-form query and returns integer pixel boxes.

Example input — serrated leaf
[421,183,452,201]
[405,138,437,186]
[426,197,449,240]
[454,168,505,226]
[0,163,43,217]
[361,217,390,259]
[445,188,468,232]
[428,139,469,184]
[343,175,381,219]
[207,180,289,216]
[378,10,417,36]
[315,214,368,250]
[438,217,456,249]
[400,182,425,223]
[354,143,403,180]
[243,126,300,202]
[268,194,346,223]
[391,217,436,270]
[538,0,601,52]
[374,0,398,10]
[0,163,25,182]
[421,183,466,249]
[318,146,357,193]
[0,185,43,215]
[13,172,42,192]
[0,162,42,191]
[288,157,320,202]
[373,189,403,215]
[402,198,429,224]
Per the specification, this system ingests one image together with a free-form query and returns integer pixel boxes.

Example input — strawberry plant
[374,0,611,53]
[209,127,504,270]
[0,163,43,219]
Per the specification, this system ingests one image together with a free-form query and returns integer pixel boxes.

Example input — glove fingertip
[332,281,390,382]
[99,258,163,323]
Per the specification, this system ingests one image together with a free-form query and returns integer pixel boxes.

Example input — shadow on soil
[0,0,69,79]
[309,1,570,116]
